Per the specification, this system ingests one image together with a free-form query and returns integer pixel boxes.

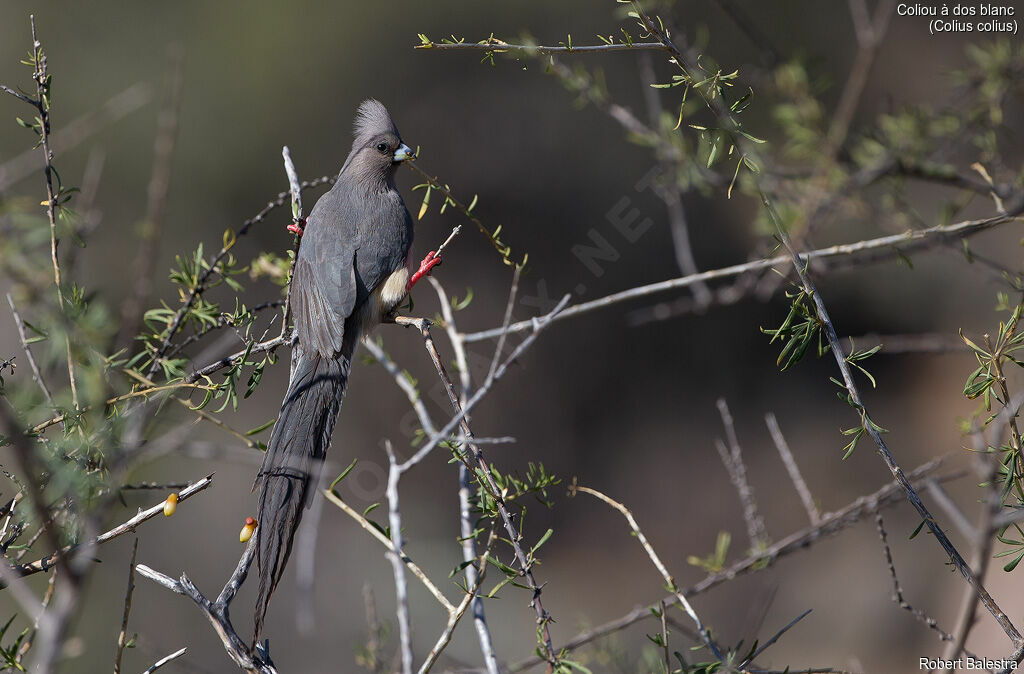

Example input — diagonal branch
[460,212,1016,342]
[573,485,724,660]
[7,293,55,410]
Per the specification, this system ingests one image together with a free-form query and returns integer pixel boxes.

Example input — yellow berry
[163,493,178,517]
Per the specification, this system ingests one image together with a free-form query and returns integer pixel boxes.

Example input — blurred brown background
[1,1,1023,672]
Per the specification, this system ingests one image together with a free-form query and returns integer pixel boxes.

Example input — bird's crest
[354,99,400,141]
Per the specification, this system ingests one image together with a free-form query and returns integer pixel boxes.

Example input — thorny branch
[461,212,1017,342]
[874,512,983,660]
[393,306,569,669]
[715,398,769,550]
[429,276,502,674]
[416,38,668,54]
[510,457,957,671]
[144,173,335,380]
[629,0,1024,652]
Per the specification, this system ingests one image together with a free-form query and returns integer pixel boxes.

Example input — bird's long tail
[252,349,350,641]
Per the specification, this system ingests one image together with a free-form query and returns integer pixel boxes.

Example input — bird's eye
[376,142,389,153]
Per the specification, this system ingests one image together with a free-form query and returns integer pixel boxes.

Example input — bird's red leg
[287,218,306,235]
[406,250,442,292]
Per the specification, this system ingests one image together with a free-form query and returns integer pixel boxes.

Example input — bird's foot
[406,250,442,292]
[287,218,306,236]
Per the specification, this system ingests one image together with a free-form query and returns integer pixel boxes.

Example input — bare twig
[384,441,414,674]
[742,608,813,667]
[15,570,55,664]
[573,485,723,660]
[279,145,304,336]
[184,334,290,384]
[119,481,191,491]
[826,0,896,152]
[658,600,670,674]
[417,571,487,674]
[141,647,187,674]
[361,338,437,437]
[395,294,570,468]
[326,477,493,672]
[114,538,140,674]
[135,546,277,674]
[7,293,55,409]
[0,83,36,106]
[926,479,977,544]
[765,413,819,525]
[488,265,521,381]
[873,513,980,656]
[322,490,455,612]
[715,399,769,549]
[843,332,969,354]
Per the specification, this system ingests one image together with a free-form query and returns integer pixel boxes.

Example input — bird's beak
[393,144,414,163]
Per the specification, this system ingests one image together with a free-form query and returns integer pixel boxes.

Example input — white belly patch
[379,265,410,310]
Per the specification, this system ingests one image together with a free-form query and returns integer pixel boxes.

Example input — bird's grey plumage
[253,99,414,641]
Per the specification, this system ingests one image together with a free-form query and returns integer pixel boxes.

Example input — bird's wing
[291,192,359,357]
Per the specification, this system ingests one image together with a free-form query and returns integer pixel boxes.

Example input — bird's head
[343,99,413,186]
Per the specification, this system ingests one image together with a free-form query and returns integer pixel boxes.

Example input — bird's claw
[287,218,305,236]
[406,251,442,291]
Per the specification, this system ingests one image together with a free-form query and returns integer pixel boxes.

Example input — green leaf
[245,418,276,436]
[329,458,359,493]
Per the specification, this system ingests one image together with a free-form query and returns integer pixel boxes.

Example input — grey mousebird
[252,100,440,640]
